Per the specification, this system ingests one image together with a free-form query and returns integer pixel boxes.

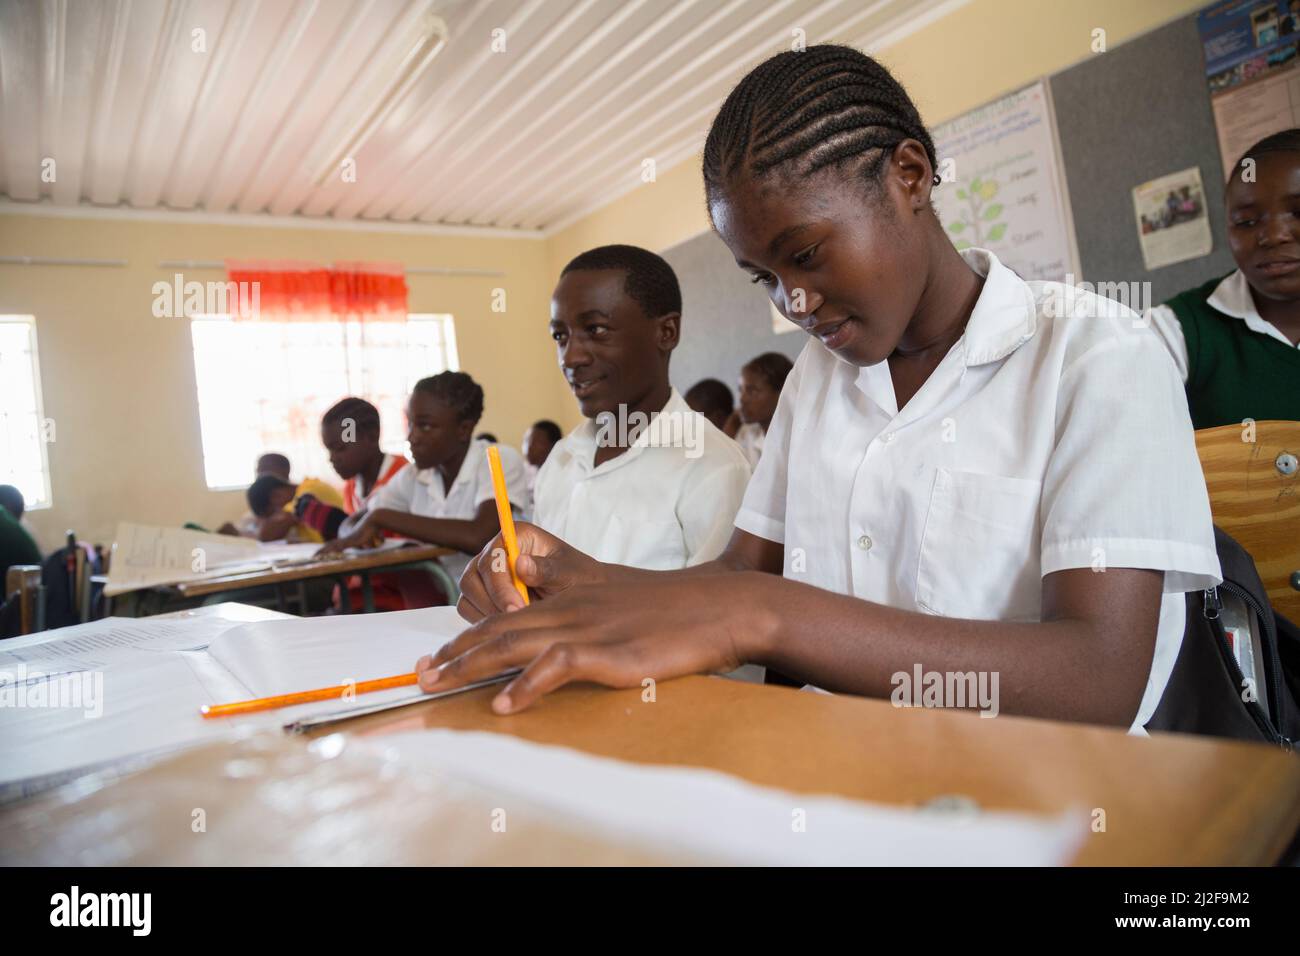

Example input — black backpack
[1146,527,1300,748]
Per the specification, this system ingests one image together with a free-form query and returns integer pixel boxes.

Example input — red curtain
[224,260,408,321]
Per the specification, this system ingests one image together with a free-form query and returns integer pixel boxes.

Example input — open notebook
[0,606,493,799]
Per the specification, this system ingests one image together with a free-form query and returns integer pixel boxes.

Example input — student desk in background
[103,543,456,616]
[5,605,1299,866]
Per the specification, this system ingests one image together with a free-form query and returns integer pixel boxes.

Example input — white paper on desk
[0,615,247,685]
[369,730,1088,866]
[207,605,472,724]
[0,646,248,795]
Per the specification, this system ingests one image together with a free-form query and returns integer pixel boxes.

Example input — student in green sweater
[0,499,41,582]
[1148,129,1300,429]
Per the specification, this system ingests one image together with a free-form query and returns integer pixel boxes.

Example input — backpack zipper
[1203,584,1293,750]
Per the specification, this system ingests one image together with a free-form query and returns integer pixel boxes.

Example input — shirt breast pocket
[915,468,1043,622]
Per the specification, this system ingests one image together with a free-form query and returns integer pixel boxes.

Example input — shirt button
[882,432,895,443]
[857,534,873,551]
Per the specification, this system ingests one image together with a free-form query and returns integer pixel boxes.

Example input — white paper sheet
[369,729,1087,866]
[0,615,246,684]
[0,607,474,795]
[104,524,329,596]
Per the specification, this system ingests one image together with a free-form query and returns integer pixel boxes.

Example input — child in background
[531,244,751,570]
[321,396,410,611]
[218,453,293,537]
[319,371,528,586]
[1146,129,1300,427]
[730,352,793,468]
[684,378,735,433]
[521,420,562,502]
[321,397,408,519]
[246,473,346,543]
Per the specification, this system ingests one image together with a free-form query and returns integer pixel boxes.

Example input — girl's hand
[316,523,382,557]
[456,522,608,621]
[420,571,779,713]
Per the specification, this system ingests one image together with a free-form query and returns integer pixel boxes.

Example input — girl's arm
[438,525,1161,727]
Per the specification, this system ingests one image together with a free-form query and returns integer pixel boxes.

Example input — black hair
[1229,128,1300,185]
[684,379,734,418]
[0,484,24,520]
[256,452,291,477]
[561,244,682,319]
[413,370,484,425]
[529,420,563,444]
[247,474,295,518]
[743,352,794,392]
[703,44,937,206]
[475,432,498,443]
[322,396,381,435]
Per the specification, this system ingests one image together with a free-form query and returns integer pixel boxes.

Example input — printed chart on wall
[931,81,1078,283]
[1199,0,1300,175]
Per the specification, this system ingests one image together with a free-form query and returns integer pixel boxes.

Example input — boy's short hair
[247,474,295,518]
[684,379,734,419]
[475,432,498,443]
[743,352,795,392]
[257,453,291,478]
[561,244,683,319]
[413,370,484,425]
[0,484,24,520]
[322,397,381,434]
[531,420,563,444]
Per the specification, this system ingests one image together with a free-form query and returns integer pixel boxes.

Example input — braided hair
[413,371,484,425]
[703,45,937,207]
[321,396,381,435]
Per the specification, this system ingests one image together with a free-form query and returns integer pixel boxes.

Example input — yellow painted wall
[0,0,1210,551]
[0,214,557,547]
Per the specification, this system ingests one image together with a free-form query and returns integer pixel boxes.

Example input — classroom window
[0,316,53,511]
[190,314,459,491]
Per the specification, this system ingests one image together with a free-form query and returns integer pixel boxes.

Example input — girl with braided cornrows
[422,46,1221,732]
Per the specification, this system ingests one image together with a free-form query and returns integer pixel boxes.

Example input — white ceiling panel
[0,0,968,234]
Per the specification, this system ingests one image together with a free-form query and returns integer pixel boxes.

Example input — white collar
[1207,270,1299,349]
[415,438,484,492]
[853,248,1036,417]
[567,388,685,472]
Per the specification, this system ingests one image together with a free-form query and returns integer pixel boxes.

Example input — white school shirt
[735,248,1222,733]
[372,438,529,582]
[1145,269,1300,381]
[734,422,765,469]
[533,389,752,570]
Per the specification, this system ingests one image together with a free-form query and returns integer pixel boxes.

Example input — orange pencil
[486,444,530,606]
[200,672,418,719]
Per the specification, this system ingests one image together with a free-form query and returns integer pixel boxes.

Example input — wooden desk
[4,600,1297,865]
[111,544,455,615]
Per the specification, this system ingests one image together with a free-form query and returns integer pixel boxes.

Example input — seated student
[0,484,24,523]
[521,419,562,501]
[531,245,751,571]
[730,352,794,468]
[321,396,410,611]
[1146,129,1300,427]
[319,371,528,585]
[321,398,408,518]
[424,46,1219,733]
[247,473,346,543]
[0,495,41,582]
[683,378,735,433]
[218,453,292,537]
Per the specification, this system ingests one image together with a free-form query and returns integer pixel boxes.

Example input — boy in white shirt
[320,371,527,584]
[532,244,751,570]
